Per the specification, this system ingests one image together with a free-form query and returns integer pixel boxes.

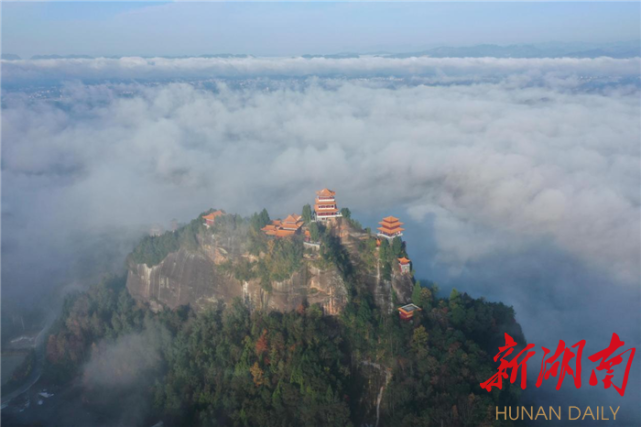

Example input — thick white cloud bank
[2,55,640,84]
[3,60,639,286]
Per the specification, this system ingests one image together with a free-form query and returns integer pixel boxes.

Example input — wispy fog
[2,56,639,424]
[79,325,169,426]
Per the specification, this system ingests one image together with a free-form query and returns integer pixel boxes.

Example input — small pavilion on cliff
[398,303,421,321]
[398,257,411,274]
[377,216,404,240]
[313,189,342,221]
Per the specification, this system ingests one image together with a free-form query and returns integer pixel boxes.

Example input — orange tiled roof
[316,188,336,197]
[282,214,303,230]
[262,217,302,237]
[283,214,302,224]
[398,303,421,315]
[377,226,405,234]
[203,210,225,221]
[380,216,402,225]
[398,257,411,264]
[378,224,404,230]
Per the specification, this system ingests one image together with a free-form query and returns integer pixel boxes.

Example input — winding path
[360,360,392,427]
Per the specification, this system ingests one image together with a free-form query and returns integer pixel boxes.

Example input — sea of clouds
[2,56,640,424]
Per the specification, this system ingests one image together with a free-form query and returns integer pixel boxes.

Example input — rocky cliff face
[126,217,412,315]
[127,251,351,314]
[127,249,239,312]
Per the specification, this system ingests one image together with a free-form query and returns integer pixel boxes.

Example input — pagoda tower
[377,216,404,239]
[313,188,342,221]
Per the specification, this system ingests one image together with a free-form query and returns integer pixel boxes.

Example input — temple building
[313,188,342,221]
[262,215,303,238]
[261,220,281,236]
[281,214,304,231]
[398,303,421,321]
[203,210,225,227]
[398,257,411,274]
[377,216,404,240]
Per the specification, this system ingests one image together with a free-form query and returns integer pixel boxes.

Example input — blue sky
[2,2,640,57]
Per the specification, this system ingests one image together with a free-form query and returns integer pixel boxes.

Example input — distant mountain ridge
[24,53,253,60]
[17,40,640,61]
[30,54,94,60]
[385,41,641,59]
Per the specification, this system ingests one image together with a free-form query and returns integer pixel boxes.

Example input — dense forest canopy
[42,286,525,426]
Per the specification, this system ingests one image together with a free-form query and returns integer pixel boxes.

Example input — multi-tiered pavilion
[377,216,404,240]
[313,189,342,221]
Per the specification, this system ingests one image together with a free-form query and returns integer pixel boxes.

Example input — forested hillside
[43,276,525,426]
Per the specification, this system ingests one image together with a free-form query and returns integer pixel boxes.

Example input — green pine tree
[302,204,313,223]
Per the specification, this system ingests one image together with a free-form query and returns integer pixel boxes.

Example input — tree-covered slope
[43,277,525,426]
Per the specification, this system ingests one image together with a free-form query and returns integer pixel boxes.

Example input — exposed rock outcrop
[126,216,413,315]
[127,249,240,312]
